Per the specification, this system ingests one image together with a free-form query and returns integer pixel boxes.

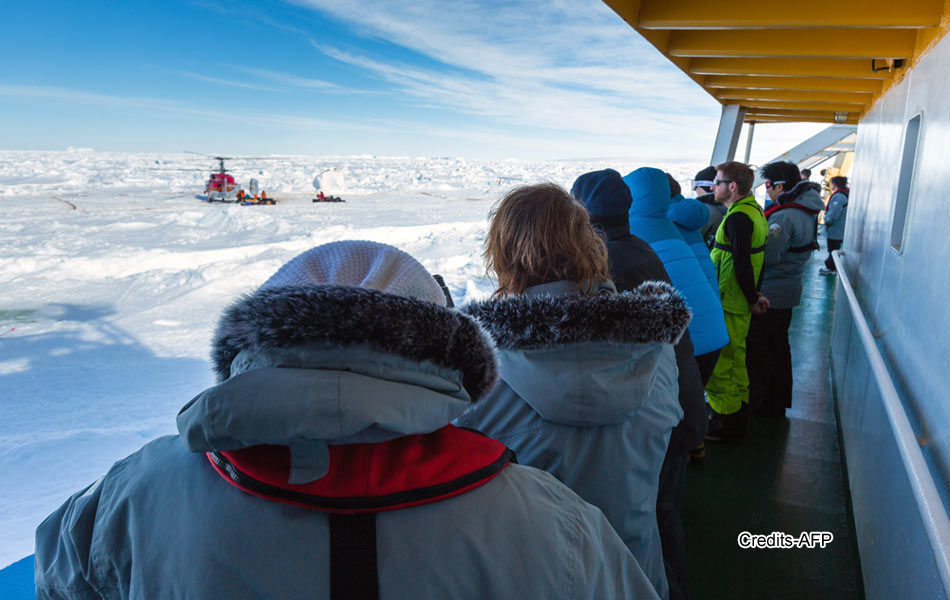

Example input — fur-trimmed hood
[177,285,497,482]
[211,285,496,400]
[462,280,689,426]
[463,280,689,350]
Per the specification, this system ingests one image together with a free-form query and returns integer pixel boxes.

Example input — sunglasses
[765,180,786,189]
[714,179,733,186]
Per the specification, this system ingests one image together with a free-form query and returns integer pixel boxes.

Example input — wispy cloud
[229,66,381,96]
[287,0,721,158]
[0,84,387,134]
[177,70,281,92]
[177,64,379,96]
[313,42,710,140]
[233,66,342,91]
[0,84,190,113]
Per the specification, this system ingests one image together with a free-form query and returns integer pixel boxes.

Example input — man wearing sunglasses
[705,161,769,443]
[747,161,824,419]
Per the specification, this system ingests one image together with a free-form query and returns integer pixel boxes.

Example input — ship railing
[832,249,950,594]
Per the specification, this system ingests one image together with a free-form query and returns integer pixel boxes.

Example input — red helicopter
[191,154,239,202]
[183,152,276,204]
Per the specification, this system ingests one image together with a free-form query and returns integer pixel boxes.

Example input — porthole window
[890,113,922,252]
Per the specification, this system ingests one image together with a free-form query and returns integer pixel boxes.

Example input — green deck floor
[684,246,864,599]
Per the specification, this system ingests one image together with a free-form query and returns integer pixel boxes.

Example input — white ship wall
[832,29,950,600]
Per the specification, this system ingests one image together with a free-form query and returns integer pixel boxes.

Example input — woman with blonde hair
[457,183,690,600]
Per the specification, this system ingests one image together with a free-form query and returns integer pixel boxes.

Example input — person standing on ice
[455,184,690,600]
[34,240,661,600]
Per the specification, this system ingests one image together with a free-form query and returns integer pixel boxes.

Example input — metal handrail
[832,249,950,592]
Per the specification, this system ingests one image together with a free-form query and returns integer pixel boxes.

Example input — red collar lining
[208,425,513,514]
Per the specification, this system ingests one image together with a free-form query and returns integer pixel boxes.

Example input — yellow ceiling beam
[636,0,944,29]
[603,0,641,29]
[737,99,864,112]
[667,29,917,59]
[743,107,863,124]
[745,108,847,119]
[745,114,860,124]
[865,2,950,119]
[637,27,672,52]
[715,88,871,104]
[688,57,896,79]
[704,75,884,93]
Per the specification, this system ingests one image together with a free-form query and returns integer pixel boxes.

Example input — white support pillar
[751,124,857,189]
[710,104,746,166]
[743,121,756,164]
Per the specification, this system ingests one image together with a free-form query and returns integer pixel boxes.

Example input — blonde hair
[484,183,611,297]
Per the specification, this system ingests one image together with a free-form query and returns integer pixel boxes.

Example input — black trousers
[694,349,720,386]
[746,308,794,414]
[825,238,842,270]
[657,449,689,600]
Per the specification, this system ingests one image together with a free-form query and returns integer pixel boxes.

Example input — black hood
[778,180,823,204]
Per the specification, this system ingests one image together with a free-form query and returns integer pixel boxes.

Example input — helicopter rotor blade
[182,151,284,161]
[183,151,235,160]
[217,156,282,161]
[147,168,211,172]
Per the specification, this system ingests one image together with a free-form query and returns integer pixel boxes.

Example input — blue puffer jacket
[667,194,718,297]
[625,167,729,356]
[34,285,660,600]
[456,280,690,600]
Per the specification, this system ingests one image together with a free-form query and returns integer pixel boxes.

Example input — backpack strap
[713,241,766,253]
[787,241,819,253]
[765,202,821,253]
[330,513,379,600]
[764,201,821,219]
[207,426,514,600]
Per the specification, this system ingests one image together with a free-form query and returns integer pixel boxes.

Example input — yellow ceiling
[604,0,950,124]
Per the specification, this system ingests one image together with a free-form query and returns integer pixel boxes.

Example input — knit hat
[262,240,447,306]
[693,166,717,191]
[571,168,633,219]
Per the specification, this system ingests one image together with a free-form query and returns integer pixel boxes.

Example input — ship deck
[684,240,864,599]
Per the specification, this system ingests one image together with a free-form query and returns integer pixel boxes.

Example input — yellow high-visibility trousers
[704,310,751,415]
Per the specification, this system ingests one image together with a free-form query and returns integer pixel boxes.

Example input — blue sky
[1,0,823,161]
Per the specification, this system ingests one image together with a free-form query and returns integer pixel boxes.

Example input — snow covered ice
[0,150,701,567]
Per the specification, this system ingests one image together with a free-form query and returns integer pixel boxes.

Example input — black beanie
[693,166,717,192]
